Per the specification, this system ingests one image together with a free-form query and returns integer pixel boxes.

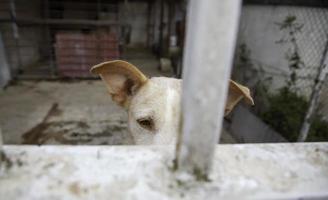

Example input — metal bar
[0,127,3,167]
[298,38,328,142]
[96,0,101,20]
[175,0,241,180]
[44,0,56,77]
[158,0,164,58]
[9,0,22,74]
[146,0,152,47]
[0,18,123,26]
[167,2,172,50]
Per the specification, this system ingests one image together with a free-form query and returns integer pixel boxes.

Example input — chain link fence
[232,2,328,142]
[0,0,142,79]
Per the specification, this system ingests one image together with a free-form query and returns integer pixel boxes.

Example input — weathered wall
[228,105,287,143]
[236,5,328,98]
[1,26,43,73]
[0,0,44,74]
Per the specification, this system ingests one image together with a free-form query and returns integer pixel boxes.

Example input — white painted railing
[175,0,241,179]
[1,144,328,199]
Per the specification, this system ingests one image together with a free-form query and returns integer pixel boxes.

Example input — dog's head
[91,60,253,145]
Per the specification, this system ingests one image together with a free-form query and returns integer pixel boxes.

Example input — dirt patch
[69,182,83,196]
[21,100,132,145]
[0,151,13,169]
[22,103,61,144]
[0,150,24,170]
[22,119,132,145]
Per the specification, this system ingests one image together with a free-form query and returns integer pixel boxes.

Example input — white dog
[91,60,253,145]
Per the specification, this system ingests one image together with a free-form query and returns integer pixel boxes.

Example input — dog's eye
[137,118,155,131]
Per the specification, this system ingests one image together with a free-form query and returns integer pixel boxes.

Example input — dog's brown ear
[90,60,148,108]
[225,80,254,116]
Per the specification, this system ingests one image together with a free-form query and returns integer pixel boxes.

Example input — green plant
[262,16,328,141]
[233,17,328,141]
[260,87,307,141]
[307,115,328,142]
[260,87,328,141]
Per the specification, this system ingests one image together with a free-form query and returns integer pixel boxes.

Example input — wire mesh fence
[0,0,126,78]
[0,0,183,79]
[232,2,328,142]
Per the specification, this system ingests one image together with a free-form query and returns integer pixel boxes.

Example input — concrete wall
[0,0,44,74]
[235,5,328,98]
[228,105,287,143]
[1,26,43,72]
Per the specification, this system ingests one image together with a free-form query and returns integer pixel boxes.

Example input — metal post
[158,0,164,58]
[146,0,152,47]
[298,38,328,142]
[0,128,2,152]
[175,0,241,180]
[44,0,56,77]
[9,0,22,75]
[167,1,173,49]
[0,127,3,167]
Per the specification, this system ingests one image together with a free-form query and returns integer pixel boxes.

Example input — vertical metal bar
[97,0,101,20]
[167,2,173,50]
[44,0,56,77]
[176,6,186,79]
[158,0,164,58]
[9,0,22,74]
[146,0,152,47]
[0,127,3,152]
[0,127,3,167]
[298,38,328,142]
[175,0,241,180]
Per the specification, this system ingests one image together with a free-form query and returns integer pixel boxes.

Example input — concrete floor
[0,80,131,145]
[0,49,236,145]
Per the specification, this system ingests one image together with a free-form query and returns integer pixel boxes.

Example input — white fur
[93,61,252,145]
[128,77,181,145]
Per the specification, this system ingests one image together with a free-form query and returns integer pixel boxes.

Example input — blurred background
[0,0,327,145]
